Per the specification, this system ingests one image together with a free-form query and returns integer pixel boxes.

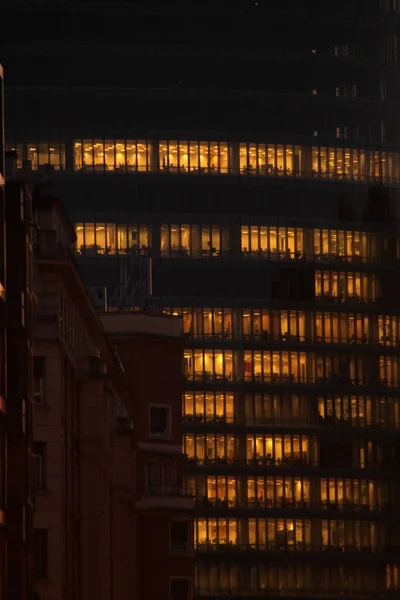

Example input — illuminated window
[12,139,400,186]
[380,356,400,387]
[27,142,38,169]
[36,142,65,171]
[315,271,377,302]
[314,312,370,344]
[241,226,304,258]
[183,392,234,424]
[5,142,24,168]
[184,434,236,463]
[314,229,372,261]
[195,518,237,547]
[160,224,222,258]
[246,434,311,465]
[244,350,308,383]
[74,223,150,255]
[204,476,237,507]
[386,565,400,590]
[246,393,309,427]
[378,315,399,345]
[180,308,234,339]
[248,518,311,550]
[247,476,310,508]
[322,519,381,551]
[184,350,234,381]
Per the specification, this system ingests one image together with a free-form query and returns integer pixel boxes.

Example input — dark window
[32,442,45,489]
[33,357,45,403]
[171,578,190,600]
[150,406,170,436]
[171,520,190,554]
[33,529,48,578]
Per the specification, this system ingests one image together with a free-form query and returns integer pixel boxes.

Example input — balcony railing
[183,413,400,430]
[195,541,387,554]
[184,372,372,387]
[196,497,390,513]
[183,331,400,347]
[185,456,317,468]
[195,587,390,599]
[315,293,374,305]
[184,414,236,425]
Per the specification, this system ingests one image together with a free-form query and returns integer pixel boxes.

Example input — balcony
[135,485,194,511]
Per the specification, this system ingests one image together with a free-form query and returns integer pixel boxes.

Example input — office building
[2,1,400,598]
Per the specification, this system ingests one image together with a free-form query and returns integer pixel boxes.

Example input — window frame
[32,442,45,490]
[149,404,172,439]
[33,356,45,404]
[170,518,192,556]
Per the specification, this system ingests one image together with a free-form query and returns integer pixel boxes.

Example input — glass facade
[6,139,400,185]
[5,0,400,596]
[155,219,400,599]
[75,217,400,597]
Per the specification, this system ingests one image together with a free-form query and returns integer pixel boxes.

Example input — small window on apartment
[32,443,45,490]
[149,406,171,437]
[171,520,190,554]
[33,357,45,403]
[33,529,48,578]
[170,578,191,600]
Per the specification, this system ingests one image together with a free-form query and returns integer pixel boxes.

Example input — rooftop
[101,310,182,339]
